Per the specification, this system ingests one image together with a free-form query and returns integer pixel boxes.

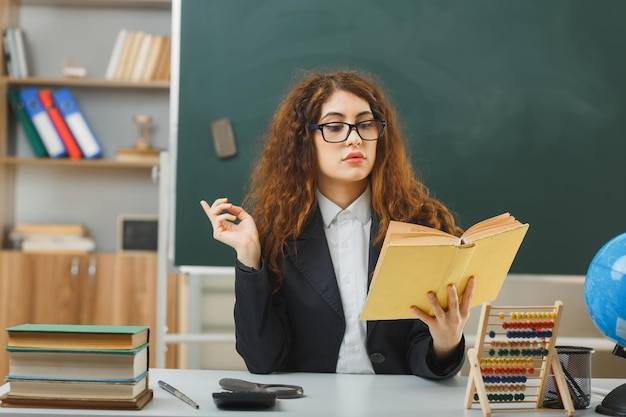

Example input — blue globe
[584,232,626,347]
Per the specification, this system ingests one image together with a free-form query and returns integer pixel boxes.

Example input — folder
[7,88,47,157]
[52,88,103,159]
[19,87,67,158]
[39,89,82,159]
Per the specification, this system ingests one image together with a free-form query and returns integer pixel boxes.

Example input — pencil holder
[543,346,594,409]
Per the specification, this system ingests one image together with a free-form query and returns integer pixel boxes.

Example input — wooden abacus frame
[465,301,575,417]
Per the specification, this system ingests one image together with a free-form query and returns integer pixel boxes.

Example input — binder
[7,88,47,157]
[13,27,28,78]
[52,88,102,159]
[19,87,67,158]
[38,89,82,159]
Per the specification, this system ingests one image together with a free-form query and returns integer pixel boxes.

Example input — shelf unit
[0,0,171,250]
[0,0,177,375]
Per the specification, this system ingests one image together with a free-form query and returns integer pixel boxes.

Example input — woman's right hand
[200,198,261,270]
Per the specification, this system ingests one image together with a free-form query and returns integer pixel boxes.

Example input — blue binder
[52,88,103,159]
[19,87,67,158]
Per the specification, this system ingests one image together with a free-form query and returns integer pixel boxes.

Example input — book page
[462,212,524,242]
[387,220,460,245]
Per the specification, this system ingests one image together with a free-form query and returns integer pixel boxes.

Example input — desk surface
[0,369,623,416]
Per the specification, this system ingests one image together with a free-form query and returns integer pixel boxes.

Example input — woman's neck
[318,179,368,209]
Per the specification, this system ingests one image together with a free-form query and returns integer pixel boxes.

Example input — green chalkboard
[175,0,626,272]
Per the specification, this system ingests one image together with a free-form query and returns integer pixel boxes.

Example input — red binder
[38,89,82,159]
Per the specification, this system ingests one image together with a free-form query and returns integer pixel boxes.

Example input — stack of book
[9,223,96,253]
[0,324,152,410]
[105,29,171,82]
[8,86,103,160]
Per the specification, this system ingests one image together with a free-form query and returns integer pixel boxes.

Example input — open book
[360,212,529,320]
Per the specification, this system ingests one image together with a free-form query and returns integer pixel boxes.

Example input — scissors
[218,377,304,399]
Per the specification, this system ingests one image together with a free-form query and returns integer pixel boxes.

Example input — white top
[0,369,621,416]
[317,187,374,374]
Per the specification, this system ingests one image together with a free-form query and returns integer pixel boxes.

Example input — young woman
[201,70,475,379]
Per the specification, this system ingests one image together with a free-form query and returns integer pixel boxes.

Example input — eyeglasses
[309,119,386,143]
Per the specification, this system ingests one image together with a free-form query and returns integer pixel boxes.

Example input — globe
[584,232,626,417]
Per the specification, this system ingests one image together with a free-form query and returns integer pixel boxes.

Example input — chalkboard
[175,0,626,273]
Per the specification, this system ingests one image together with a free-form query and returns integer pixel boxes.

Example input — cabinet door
[80,252,169,367]
[80,253,157,326]
[0,251,84,380]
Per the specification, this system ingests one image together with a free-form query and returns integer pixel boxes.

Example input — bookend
[465,301,575,417]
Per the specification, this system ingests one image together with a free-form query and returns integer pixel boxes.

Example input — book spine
[13,27,28,78]
[51,88,102,159]
[142,35,162,82]
[155,36,171,81]
[38,89,82,159]
[7,88,47,157]
[18,87,67,158]
[105,28,128,81]
[130,33,152,82]
[3,28,18,77]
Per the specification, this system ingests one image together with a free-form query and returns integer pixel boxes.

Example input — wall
[181,273,624,378]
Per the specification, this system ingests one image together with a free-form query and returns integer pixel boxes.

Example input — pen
[158,380,200,409]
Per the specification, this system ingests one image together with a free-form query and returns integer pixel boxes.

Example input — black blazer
[233,208,465,379]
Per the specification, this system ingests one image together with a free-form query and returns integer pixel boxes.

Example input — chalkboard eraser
[211,118,238,159]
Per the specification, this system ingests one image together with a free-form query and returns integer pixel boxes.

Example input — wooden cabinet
[0,250,179,381]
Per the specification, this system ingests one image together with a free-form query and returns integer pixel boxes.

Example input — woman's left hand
[411,276,476,362]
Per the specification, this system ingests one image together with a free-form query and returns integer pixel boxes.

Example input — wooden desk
[0,369,623,416]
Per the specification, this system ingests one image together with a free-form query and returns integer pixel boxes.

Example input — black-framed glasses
[310,119,386,143]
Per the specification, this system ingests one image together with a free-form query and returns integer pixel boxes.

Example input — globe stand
[595,344,626,417]
[595,383,626,417]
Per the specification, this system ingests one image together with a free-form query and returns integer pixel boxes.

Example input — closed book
[6,373,148,400]
[130,33,152,82]
[20,235,96,253]
[3,29,16,77]
[118,31,143,81]
[0,388,153,410]
[51,88,102,159]
[4,28,20,77]
[11,223,86,236]
[115,147,161,164]
[6,345,148,381]
[7,88,47,157]
[114,30,136,81]
[6,324,149,350]
[13,27,28,78]
[104,28,128,81]
[155,35,171,81]
[142,35,163,81]
[360,212,529,320]
[38,89,82,159]
[18,87,67,158]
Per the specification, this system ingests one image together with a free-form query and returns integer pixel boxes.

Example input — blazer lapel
[287,208,344,319]
[367,212,382,336]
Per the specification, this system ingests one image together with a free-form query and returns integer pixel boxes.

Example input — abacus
[465,301,574,417]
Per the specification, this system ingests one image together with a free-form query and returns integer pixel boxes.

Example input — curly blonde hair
[244,69,461,287]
